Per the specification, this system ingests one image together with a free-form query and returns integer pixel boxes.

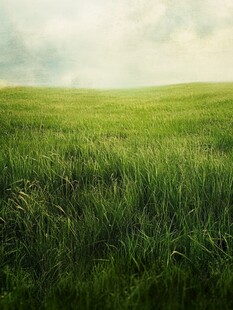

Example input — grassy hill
[0,83,233,309]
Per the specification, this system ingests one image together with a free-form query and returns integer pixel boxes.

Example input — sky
[1,0,233,88]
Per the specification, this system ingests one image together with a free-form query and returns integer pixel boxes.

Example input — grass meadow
[0,83,233,309]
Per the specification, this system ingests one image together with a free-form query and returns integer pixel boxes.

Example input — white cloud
[0,0,233,87]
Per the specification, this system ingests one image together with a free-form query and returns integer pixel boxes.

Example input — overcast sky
[1,0,233,88]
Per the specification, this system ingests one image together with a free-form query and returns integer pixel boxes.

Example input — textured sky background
[1,0,233,88]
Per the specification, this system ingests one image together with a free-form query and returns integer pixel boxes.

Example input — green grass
[0,83,233,309]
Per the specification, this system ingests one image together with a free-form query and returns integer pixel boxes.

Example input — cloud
[0,0,233,87]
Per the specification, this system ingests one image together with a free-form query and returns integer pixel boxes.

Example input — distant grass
[0,83,233,309]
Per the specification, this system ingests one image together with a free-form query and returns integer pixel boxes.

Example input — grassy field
[0,83,233,309]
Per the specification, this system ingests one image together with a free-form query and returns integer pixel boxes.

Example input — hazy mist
[1,0,233,88]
